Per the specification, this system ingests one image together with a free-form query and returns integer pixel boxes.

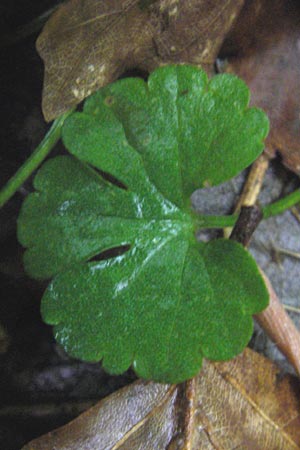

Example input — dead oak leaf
[22,349,300,449]
[36,0,244,121]
[221,0,300,175]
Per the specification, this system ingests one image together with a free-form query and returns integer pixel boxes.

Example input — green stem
[0,109,74,208]
[193,213,238,229]
[194,188,300,230]
[262,189,300,219]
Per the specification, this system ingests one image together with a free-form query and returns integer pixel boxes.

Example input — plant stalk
[194,188,300,230]
[262,188,300,219]
[0,109,74,208]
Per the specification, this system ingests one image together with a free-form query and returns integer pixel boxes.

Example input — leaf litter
[18,0,300,447]
[220,0,300,176]
[22,349,300,450]
[36,0,244,120]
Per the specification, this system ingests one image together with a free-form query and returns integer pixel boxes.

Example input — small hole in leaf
[91,166,128,190]
[88,245,131,262]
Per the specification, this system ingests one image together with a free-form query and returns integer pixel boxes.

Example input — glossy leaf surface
[18,65,269,383]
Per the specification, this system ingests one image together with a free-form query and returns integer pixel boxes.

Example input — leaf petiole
[194,188,300,230]
[193,213,238,229]
[0,109,74,208]
[262,188,300,219]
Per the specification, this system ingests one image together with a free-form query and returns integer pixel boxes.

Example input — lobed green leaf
[63,65,268,208]
[18,65,269,383]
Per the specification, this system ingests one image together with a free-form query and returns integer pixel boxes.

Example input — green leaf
[18,65,269,383]
[63,64,268,208]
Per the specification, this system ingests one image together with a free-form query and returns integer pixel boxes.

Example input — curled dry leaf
[255,269,300,377]
[37,0,244,121]
[221,0,300,175]
[22,349,300,450]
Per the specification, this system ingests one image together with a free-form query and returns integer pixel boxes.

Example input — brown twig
[234,153,270,209]
[291,206,300,224]
[224,153,270,238]
[181,377,197,450]
[168,378,197,450]
[226,152,300,375]
[229,205,263,247]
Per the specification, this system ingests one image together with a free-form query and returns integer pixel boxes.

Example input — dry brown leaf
[193,349,300,449]
[22,349,300,450]
[221,0,300,175]
[37,0,244,121]
[22,381,178,449]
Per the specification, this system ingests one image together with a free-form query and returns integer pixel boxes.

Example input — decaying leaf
[193,349,300,449]
[22,349,300,449]
[22,381,178,450]
[37,0,244,121]
[221,0,300,175]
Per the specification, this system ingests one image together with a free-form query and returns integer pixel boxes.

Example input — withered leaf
[37,0,244,121]
[22,382,178,450]
[193,349,300,449]
[22,349,300,450]
[221,0,300,175]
